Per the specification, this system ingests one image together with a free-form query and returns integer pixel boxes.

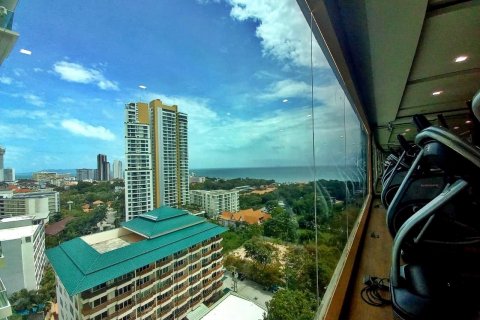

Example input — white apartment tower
[190,190,240,218]
[0,216,46,294]
[113,160,123,179]
[125,100,189,221]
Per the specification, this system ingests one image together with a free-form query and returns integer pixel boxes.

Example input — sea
[17,166,364,183]
[190,166,363,183]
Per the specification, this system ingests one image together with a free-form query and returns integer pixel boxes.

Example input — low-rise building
[0,189,58,223]
[47,206,227,320]
[219,209,271,228]
[0,216,46,294]
[190,190,239,219]
[186,291,266,320]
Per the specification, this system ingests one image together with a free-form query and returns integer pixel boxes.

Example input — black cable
[360,276,391,307]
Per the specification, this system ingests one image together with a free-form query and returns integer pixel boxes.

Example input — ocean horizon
[16,166,364,183]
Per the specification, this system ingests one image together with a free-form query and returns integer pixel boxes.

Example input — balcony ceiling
[299,0,480,151]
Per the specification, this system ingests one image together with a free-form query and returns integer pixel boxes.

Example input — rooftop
[45,216,75,236]
[46,206,227,296]
[0,224,38,241]
[187,292,266,320]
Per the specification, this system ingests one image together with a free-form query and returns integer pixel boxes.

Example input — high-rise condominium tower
[0,146,5,170]
[125,99,189,221]
[112,160,123,179]
[96,154,110,181]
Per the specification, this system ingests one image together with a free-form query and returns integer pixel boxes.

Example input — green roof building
[47,207,227,320]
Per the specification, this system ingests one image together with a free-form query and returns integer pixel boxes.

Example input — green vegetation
[39,265,56,302]
[9,289,48,317]
[244,238,275,265]
[263,209,298,242]
[221,178,365,319]
[264,289,317,320]
[46,181,125,248]
[221,224,263,253]
[190,177,274,190]
[46,204,108,248]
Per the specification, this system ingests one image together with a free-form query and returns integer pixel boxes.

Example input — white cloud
[227,0,328,68]
[33,68,43,73]
[196,0,220,4]
[1,109,48,120]
[260,79,311,100]
[61,119,116,141]
[59,97,75,104]
[24,94,45,107]
[53,61,119,91]
[0,76,12,85]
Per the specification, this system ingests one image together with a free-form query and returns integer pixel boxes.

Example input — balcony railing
[136,290,156,304]
[138,306,155,318]
[105,305,134,320]
[174,295,188,307]
[81,299,113,316]
[174,273,188,284]
[156,257,173,268]
[157,294,174,305]
[81,276,133,300]
[137,278,155,290]
[189,244,202,252]
[136,265,155,277]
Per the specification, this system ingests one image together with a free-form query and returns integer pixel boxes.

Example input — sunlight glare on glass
[454,55,468,63]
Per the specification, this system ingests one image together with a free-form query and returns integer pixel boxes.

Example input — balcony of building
[0,279,12,319]
[81,299,114,317]
[136,264,155,277]
[156,256,173,268]
[0,0,19,66]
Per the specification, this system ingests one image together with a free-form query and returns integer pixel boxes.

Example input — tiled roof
[46,207,227,296]
[45,217,74,236]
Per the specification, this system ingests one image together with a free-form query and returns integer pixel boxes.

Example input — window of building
[92,296,107,307]
[92,311,108,320]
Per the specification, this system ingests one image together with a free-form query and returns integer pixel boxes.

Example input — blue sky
[0,0,364,172]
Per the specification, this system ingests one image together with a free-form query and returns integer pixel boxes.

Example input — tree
[263,209,298,242]
[39,265,56,302]
[9,289,48,315]
[244,238,275,265]
[264,289,317,320]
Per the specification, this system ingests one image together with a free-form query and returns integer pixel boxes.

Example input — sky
[0,0,365,172]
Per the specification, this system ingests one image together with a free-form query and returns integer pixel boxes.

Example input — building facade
[113,160,123,180]
[97,154,110,181]
[0,216,46,295]
[0,147,4,171]
[76,169,96,181]
[125,100,189,221]
[190,190,240,218]
[1,169,14,182]
[47,207,226,320]
[0,0,19,66]
[0,189,58,222]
